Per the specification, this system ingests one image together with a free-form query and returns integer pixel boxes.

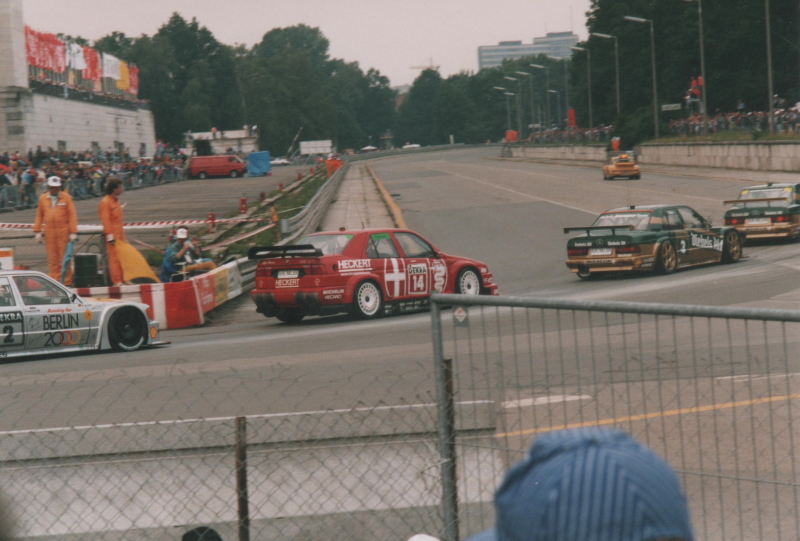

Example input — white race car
[0,271,165,359]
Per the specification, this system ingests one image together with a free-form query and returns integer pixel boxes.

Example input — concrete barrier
[509,144,607,162]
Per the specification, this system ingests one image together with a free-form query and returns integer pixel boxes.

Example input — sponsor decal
[44,331,81,346]
[322,289,345,295]
[408,263,428,295]
[47,308,72,314]
[690,232,723,251]
[408,265,426,275]
[315,279,321,286]
[384,258,406,297]
[729,212,748,217]
[432,260,447,292]
[606,241,628,246]
[43,314,79,331]
[339,259,371,271]
[276,278,300,288]
[323,294,343,300]
[572,242,592,247]
[0,312,22,323]
[84,310,94,321]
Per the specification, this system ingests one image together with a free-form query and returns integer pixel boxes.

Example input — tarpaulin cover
[248,151,271,177]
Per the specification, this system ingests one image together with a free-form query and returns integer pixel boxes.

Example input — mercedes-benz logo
[594,239,605,247]
[753,209,762,216]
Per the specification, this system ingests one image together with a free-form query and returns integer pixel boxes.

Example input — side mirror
[705,220,713,228]
[70,293,79,303]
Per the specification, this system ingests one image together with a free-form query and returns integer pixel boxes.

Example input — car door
[0,277,25,357]
[662,208,694,266]
[365,232,405,300]
[12,275,90,351]
[395,232,448,295]
[677,206,723,263]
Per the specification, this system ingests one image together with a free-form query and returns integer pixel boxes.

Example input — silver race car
[0,271,165,359]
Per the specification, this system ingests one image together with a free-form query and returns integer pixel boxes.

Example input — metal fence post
[235,416,250,541]
[431,296,459,541]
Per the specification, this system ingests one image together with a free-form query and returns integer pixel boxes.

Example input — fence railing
[430,293,800,541]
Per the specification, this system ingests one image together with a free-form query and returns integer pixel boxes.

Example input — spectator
[33,176,79,285]
[160,227,216,282]
[467,428,694,541]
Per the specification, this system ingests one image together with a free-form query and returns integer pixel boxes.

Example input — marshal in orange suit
[33,176,78,285]
[98,177,126,286]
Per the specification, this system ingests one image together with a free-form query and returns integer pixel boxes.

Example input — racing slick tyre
[655,241,678,275]
[108,308,147,352]
[576,267,593,280]
[634,174,641,179]
[722,230,742,263]
[198,171,208,180]
[230,170,239,178]
[352,281,383,319]
[276,308,305,324]
[456,268,482,295]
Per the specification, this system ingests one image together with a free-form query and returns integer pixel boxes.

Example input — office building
[478,31,579,70]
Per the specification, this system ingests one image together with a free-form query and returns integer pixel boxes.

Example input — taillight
[568,248,589,256]
[308,265,326,274]
[772,215,791,223]
[616,245,641,254]
[725,218,742,225]
[256,265,270,277]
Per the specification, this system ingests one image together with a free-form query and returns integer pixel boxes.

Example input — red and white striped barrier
[73,260,243,330]
[0,217,268,232]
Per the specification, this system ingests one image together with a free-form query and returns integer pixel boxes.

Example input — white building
[478,32,579,70]
[0,0,156,155]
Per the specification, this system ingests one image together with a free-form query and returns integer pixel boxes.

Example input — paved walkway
[320,164,394,231]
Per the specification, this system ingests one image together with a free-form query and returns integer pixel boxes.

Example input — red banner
[82,46,102,89]
[24,27,66,73]
[568,108,577,128]
[24,26,38,66]
[129,66,140,96]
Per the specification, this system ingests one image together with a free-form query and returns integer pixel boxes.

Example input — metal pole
[516,83,524,138]
[529,77,536,132]
[235,416,251,541]
[505,94,512,131]
[649,20,659,138]
[614,38,621,118]
[587,50,593,129]
[545,69,551,129]
[766,0,775,134]
[431,297,459,541]
[698,0,708,134]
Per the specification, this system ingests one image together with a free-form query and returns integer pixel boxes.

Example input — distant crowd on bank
[0,144,189,209]
[669,107,800,137]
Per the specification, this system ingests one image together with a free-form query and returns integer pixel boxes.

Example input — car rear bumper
[734,224,800,239]
[252,290,350,317]
[565,256,657,273]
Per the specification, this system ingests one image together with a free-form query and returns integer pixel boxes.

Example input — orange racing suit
[33,190,78,285]
[98,194,126,285]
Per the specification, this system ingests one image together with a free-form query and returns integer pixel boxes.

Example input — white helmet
[46,176,61,187]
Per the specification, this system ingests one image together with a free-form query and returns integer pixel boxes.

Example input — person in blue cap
[468,427,694,541]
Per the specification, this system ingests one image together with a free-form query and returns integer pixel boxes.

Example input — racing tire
[352,281,383,319]
[276,308,305,324]
[198,171,208,180]
[576,267,593,280]
[633,174,641,179]
[456,267,482,295]
[655,241,678,275]
[230,170,239,178]
[108,308,147,352]
[722,230,742,263]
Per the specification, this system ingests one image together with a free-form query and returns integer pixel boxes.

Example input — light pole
[548,90,561,129]
[624,16,659,138]
[570,46,593,129]
[765,0,775,134]
[681,0,708,134]
[504,76,524,138]
[591,32,621,119]
[530,64,550,130]
[549,56,569,120]
[493,87,512,131]
[516,71,533,135]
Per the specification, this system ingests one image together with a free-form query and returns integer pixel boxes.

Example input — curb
[366,164,407,229]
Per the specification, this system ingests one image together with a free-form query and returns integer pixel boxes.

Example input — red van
[189,155,247,179]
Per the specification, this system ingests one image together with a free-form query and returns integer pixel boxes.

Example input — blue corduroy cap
[469,428,694,541]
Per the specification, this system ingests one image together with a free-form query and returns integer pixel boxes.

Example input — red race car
[249,228,498,323]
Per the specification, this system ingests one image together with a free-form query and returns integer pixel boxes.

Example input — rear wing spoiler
[564,225,635,235]
[723,197,789,205]
[248,244,322,259]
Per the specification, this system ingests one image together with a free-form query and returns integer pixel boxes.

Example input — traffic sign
[661,103,682,111]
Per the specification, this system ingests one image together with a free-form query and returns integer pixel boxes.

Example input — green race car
[723,183,800,241]
[565,205,742,279]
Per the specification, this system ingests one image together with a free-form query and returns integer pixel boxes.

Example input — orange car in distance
[603,153,641,180]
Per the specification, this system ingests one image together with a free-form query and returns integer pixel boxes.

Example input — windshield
[735,188,792,207]
[300,234,353,255]
[591,213,651,231]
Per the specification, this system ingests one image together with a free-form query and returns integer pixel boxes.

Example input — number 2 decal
[2,326,12,344]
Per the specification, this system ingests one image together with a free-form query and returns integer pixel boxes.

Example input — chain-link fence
[430,293,800,541]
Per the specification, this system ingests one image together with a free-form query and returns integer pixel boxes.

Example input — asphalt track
[2,147,800,431]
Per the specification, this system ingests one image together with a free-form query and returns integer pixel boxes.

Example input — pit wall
[509,141,800,172]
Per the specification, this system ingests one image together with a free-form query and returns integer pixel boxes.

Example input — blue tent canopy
[248,151,271,177]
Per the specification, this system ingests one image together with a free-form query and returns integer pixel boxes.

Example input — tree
[397,69,443,145]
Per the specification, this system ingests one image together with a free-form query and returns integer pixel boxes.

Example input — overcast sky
[22,0,592,87]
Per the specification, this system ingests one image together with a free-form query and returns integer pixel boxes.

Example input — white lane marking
[503,394,592,409]
[717,373,800,383]
[420,167,596,215]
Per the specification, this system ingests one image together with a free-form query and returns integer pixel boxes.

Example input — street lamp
[570,46,593,129]
[624,15,659,138]
[765,0,775,134]
[548,90,561,129]
[681,0,709,134]
[515,71,533,136]
[548,56,569,116]
[504,76,524,138]
[493,87,512,131]
[530,64,550,130]
[591,32,621,119]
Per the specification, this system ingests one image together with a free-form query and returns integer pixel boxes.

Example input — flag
[82,47,102,89]
[24,26,39,67]
[102,53,121,80]
[117,61,130,90]
[67,42,86,70]
[129,66,140,96]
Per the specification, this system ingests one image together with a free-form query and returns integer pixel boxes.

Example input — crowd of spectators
[0,145,188,210]
[669,107,800,137]
[524,125,614,144]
